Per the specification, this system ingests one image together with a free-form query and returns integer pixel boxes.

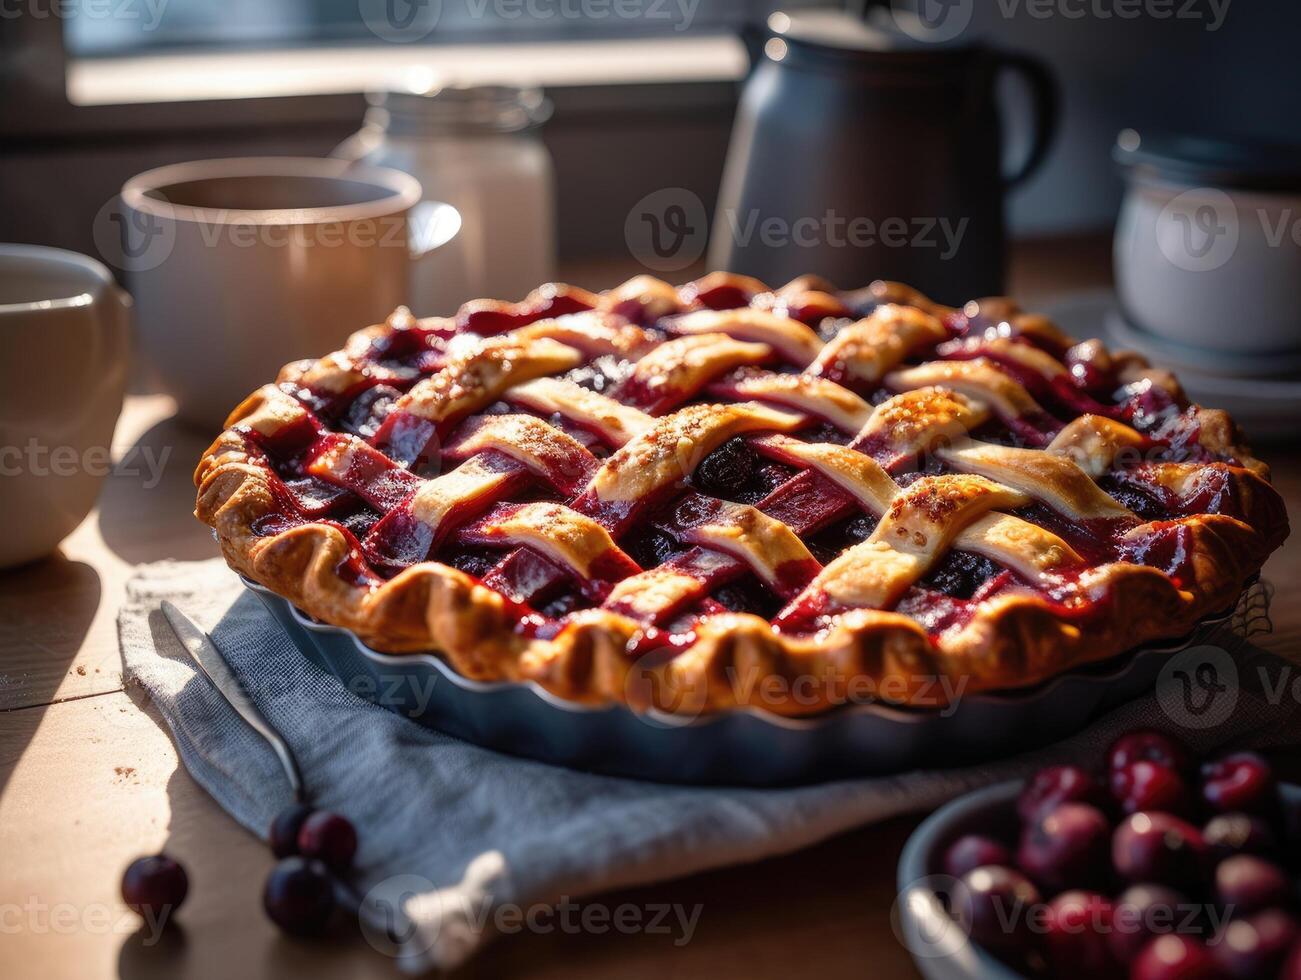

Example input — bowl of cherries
[897,731,1301,980]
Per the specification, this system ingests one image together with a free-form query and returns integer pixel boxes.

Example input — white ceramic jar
[1113,129,1301,360]
[336,84,556,316]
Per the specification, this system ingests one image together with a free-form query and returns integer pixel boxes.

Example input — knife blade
[160,600,305,803]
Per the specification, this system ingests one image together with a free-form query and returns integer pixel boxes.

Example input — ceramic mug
[118,157,426,428]
[0,245,131,568]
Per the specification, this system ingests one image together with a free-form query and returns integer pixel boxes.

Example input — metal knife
[160,600,305,803]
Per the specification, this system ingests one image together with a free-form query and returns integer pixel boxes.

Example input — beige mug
[0,245,131,568]
[117,157,427,429]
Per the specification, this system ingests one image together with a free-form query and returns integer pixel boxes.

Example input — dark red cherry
[1018,765,1106,824]
[263,857,335,936]
[1110,884,1194,966]
[1130,934,1225,980]
[269,804,315,859]
[1113,812,1208,892]
[1109,730,1193,776]
[950,865,1041,956]
[121,854,188,922]
[1112,761,1193,818]
[1017,802,1111,895]
[943,834,1013,880]
[1200,753,1277,817]
[1203,813,1278,864]
[1214,854,1293,916]
[297,811,357,873]
[1212,909,1297,979]
[1043,890,1117,979]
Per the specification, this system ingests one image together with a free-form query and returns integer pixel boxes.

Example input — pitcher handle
[996,51,1060,189]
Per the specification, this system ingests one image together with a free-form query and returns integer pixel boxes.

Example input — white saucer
[1045,290,1301,442]
[1104,306,1301,379]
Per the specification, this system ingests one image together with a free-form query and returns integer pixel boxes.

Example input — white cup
[0,245,131,568]
[117,157,426,428]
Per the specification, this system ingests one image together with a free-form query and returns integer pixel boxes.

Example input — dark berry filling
[922,550,999,600]
[711,573,782,619]
[622,526,681,570]
[804,512,877,564]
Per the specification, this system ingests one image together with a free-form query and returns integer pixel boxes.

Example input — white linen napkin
[118,559,1296,972]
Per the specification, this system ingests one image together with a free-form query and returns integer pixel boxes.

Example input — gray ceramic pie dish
[244,576,1239,786]
[895,777,1301,979]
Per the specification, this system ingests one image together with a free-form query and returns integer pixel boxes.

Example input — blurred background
[4,0,1300,268]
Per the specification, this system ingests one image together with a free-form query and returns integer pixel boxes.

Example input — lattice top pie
[196,272,1288,716]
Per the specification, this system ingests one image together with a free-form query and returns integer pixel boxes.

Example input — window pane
[64,0,817,56]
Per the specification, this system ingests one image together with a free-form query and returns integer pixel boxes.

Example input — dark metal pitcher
[710,11,1058,303]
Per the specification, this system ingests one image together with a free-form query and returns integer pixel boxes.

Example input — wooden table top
[2,243,1298,980]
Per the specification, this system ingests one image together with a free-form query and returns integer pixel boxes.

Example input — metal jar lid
[366,83,553,137]
[1114,128,1301,192]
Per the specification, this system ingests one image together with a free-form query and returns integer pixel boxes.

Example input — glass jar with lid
[336,81,556,316]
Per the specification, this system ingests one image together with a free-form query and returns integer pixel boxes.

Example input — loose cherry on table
[262,805,360,936]
[120,854,189,924]
[297,811,358,873]
[262,856,337,937]
[270,804,315,859]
